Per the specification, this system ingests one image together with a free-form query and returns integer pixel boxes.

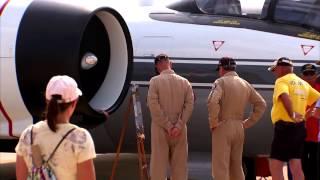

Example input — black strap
[45,128,76,163]
[31,126,34,145]
[30,127,34,180]
[30,126,76,163]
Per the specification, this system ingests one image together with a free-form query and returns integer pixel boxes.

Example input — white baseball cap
[45,75,82,103]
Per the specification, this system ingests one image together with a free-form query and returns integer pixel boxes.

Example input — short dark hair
[216,57,236,71]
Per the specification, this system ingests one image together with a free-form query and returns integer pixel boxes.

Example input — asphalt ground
[0,152,287,180]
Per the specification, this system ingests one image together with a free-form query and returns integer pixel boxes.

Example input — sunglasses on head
[303,71,316,76]
[278,57,290,61]
[156,55,168,60]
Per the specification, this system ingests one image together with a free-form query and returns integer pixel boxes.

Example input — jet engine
[1,0,133,131]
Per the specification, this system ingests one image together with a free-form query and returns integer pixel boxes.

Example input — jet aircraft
[0,0,320,177]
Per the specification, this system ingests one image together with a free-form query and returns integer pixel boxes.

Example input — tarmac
[0,152,287,180]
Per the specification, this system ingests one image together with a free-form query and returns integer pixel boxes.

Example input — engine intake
[16,0,133,127]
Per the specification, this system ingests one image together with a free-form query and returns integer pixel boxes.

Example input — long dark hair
[44,95,73,132]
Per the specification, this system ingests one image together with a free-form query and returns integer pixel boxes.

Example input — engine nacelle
[0,0,133,135]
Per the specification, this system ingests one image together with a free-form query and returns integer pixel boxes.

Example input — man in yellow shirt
[268,57,320,180]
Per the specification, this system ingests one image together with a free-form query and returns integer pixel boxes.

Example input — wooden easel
[131,85,150,180]
[109,84,150,180]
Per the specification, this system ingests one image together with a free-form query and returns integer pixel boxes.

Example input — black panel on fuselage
[132,56,314,86]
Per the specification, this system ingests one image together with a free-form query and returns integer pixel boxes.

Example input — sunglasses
[303,71,316,76]
[278,57,290,61]
[277,57,293,66]
[155,55,168,64]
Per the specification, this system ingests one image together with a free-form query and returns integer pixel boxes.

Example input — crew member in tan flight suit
[147,54,194,180]
[207,57,266,180]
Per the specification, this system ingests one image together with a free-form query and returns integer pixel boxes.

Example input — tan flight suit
[207,71,266,180]
[147,69,194,180]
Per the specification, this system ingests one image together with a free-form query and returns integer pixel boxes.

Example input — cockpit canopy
[196,0,242,15]
[168,0,320,31]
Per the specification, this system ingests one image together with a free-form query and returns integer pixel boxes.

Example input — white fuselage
[0,0,319,155]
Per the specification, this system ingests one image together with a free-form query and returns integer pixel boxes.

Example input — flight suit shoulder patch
[213,82,218,90]
[211,80,222,92]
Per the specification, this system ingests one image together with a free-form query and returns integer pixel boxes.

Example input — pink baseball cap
[45,75,82,103]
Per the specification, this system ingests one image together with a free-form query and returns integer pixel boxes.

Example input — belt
[275,120,304,126]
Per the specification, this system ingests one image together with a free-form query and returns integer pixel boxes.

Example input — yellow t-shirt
[271,73,320,124]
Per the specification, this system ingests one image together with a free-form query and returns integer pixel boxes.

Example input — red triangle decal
[213,41,225,51]
[301,45,314,56]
